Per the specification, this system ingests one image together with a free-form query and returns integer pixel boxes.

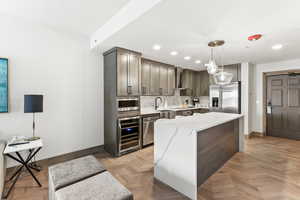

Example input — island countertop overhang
[155,112,243,133]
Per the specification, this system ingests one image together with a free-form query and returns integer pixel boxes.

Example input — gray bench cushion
[56,171,133,200]
[49,155,106,191]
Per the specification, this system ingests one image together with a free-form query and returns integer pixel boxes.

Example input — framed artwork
[0,58,8,113]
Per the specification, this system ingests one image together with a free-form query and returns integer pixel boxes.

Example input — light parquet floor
[4,136,300,200]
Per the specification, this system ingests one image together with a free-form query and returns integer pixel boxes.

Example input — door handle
[267,102,272,114]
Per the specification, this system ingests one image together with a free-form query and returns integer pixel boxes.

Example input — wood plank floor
[4,136,300,200]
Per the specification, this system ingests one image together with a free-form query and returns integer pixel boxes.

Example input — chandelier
[205,40,233,85]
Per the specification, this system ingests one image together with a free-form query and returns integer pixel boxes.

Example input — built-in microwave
[117,97,140,112]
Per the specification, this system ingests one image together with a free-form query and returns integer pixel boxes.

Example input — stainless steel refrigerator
[209,82,241,114]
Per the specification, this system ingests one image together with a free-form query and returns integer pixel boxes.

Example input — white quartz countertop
[155,112,243,132]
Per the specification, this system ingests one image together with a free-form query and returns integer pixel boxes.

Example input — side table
[3,139,43,198]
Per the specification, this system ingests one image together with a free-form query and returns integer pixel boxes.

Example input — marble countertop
[155,112,243,132]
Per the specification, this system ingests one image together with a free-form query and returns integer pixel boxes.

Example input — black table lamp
[24,95,43,141]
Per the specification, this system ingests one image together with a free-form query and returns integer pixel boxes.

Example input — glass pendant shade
[205,59,218,74]
[214,71,233,85]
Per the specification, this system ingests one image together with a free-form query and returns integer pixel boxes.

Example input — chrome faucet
[154,97,163,110]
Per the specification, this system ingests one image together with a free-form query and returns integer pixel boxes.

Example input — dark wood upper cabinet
[223,64,241,82]
[167,67,176,96]
[141,59,151,95]
[150,62,161,95]
[200,71,210,96]
[104,48,141,97]
[159,64,169,95]
[193,71,201,97]
[141,58,176,96]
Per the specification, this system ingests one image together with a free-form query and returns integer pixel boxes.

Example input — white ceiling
[2,0,300,69]
[99,0,300,69]
[0,0,129,37]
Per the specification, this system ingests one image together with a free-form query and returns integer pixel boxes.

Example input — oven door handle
[119,116,140,121]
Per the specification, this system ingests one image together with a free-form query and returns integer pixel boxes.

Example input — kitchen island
[154,112,244,200]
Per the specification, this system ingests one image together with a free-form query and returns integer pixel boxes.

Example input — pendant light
[205,48,218,74]
[213,44,233,85]
[205,40,224,75]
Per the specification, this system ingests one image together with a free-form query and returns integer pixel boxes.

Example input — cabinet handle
[127,86,132,94]
[159,88,163,95]
[142,86,146,95]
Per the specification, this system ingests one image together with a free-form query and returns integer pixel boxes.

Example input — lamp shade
[24,95,43,113]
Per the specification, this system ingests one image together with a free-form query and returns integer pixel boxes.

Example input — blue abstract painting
[0,58,8,113]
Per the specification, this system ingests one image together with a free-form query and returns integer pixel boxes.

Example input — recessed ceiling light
[153,44,161,50]
[170,51,178,56]
[195,60,201,64]
[184,56,191,60]
[272,44,283,50]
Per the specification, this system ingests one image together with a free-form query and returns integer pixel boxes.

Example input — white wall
[0,15,104,167]
[252,59,300,133]
[240,62,255,135]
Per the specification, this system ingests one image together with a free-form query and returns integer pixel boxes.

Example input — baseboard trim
[245,132,265,139]
[7,145,104,172]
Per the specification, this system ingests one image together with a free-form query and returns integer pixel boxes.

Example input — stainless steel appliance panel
[117,97,139,112]
[142,115,160,147]
[118,116,141,155]
[209,85,222,112]
[222,82,241,114]
[209,82,241,114]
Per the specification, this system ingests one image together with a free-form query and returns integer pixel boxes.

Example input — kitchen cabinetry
[159,64,168,95]
[199,71,210,96]
[113,48,141,96]
[193,71,201,97]
[223,64,241,82]
[141,58,176,96]
[167,67,176,95]
[141,59,151,95]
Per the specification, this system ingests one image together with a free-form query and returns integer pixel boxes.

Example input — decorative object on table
[24,94,44,141]
[0,58,8,113]
[3,139,43,198]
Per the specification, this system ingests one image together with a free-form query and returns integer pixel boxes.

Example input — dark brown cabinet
[199,71,210,96]
[167,67,176,95]
[223,64,241,82]
[159,64,168,95]
[141,58,176,96]
[193,71,201,97]
[114,48,141,96]
[141,59,151,95]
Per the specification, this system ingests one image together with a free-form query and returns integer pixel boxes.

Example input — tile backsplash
[140,90,209,110]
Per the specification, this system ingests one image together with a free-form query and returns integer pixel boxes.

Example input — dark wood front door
[267,74,300,140]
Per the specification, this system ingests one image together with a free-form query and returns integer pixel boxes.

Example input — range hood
[175,67,193,96]
[175,67,184,89]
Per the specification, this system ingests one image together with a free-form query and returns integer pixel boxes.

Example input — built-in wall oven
[118,116,141,155]
[117,97,139,112]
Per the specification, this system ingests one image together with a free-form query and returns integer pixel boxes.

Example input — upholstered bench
[48,155,133,200]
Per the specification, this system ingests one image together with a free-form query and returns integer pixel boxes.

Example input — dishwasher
[142,114,160,147]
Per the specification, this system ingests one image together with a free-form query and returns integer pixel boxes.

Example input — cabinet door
[150,62,160,95]
[128,53,140,95]
[117,51,129,96]
[223,64,241,82]
[167,67,176,96]
[159,64,168,95]
[141,59,151,95]
[193,71,201,97]
[200,71,210,96]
